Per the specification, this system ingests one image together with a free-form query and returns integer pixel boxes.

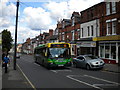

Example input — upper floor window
[62,21,65,28]
[72,17,75,26]
[77,29,80,40]
[72,30,74,40]
[91,25,94,36]
[112,2,116,14]
[106,2,110,15]
[88,26,90,37]
[62,32,65,40]
[81,28,84,37]
[112,21,117,35]
[106,22,111,35]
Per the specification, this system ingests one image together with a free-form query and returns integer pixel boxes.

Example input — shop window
[105,46,110,58]
[111,46,116,59]
[100,46,104,58]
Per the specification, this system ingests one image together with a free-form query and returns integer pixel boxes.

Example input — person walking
[3,55,10,73]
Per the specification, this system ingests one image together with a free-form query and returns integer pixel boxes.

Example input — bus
[34,42,72,69]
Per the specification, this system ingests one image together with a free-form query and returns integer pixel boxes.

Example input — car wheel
[35,58,37,63]
[86,64,91,70]
[73,63,78,68]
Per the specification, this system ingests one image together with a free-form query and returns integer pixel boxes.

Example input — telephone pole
[13,0,19,70]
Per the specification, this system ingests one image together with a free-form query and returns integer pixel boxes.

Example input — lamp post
[13,0,19,70]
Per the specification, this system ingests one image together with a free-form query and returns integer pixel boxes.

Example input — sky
[0,0,104,43]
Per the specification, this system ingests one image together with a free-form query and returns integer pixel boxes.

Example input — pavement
[102,63,120,73]
[1,60,33,90]
[1,60,120,90]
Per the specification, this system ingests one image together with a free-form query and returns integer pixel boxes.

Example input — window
[62,33,64,40]
[77,29,80,40]
[112,2,116,14]
[81,28,84,37]
[112,21,116,35]
[106,2,110,15]
[72,31,74,40]
[62,21,65,28]
[111,44,116,59]
[72,17,75,26]
[100,46,104,58]
[105,45,110,58]
[91,25,94,36]
[77,57,84,60]
[107,22,111,35]
[88,26,90,36]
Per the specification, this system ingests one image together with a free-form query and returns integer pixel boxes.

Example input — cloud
[0,1,16,27]
[0,0,104,43]
[23,7,52,30]
[6,26,40,43]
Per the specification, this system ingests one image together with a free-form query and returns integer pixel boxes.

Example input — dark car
[73,55,105,70]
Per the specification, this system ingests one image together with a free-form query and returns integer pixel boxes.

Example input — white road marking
[50,70,72,73]
[17,64,36,90]
[84,75,120,85]
[34,63,41,66]
[101,70,118,74]
[50,70,57,73]
[93,84,119,86]
[66,75,103,90]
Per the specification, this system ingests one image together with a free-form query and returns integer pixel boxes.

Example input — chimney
[49,29,53,36]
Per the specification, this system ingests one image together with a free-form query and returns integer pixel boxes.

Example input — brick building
[76,2,104,56]
[57,12,81,56]
[93,2,120,64]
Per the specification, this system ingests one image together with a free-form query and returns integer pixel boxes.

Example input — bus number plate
[58,65,64,66]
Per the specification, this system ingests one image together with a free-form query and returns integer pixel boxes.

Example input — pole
[13,0,19,70]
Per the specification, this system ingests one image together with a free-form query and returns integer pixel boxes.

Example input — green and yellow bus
[34,42,72,69]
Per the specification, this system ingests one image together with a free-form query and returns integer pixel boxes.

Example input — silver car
[73,55,105,70]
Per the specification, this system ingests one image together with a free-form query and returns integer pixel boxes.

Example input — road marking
[93,84,119,86]
[34,63,41,66]
[17,64,36,90]
[50,70,72,73]
[66,75,103,90]
[84,75,120,85]
[50,70,57,73]
[101,70,119,74]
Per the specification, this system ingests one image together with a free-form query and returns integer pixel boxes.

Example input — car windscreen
[85,56,98,60]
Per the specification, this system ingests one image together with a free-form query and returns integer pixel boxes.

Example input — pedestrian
[2,52,6,68]
[3,54,10,73]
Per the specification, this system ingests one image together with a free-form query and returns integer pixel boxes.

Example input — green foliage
[2,29,13,52]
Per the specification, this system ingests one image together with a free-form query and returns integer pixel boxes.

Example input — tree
[2,29,13,53]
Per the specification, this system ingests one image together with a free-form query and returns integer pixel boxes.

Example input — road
[17,54,119,90]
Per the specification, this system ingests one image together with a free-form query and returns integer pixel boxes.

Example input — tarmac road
[17,54,119,89]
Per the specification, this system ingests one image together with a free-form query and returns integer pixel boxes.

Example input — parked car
[73,55,105,70]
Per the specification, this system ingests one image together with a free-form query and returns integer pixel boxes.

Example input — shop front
[76,41,96,56]
[93,35,120,64]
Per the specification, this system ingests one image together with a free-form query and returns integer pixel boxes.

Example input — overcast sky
[0,0,104,43]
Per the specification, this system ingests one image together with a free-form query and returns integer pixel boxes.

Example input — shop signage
[77,41,96,47]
